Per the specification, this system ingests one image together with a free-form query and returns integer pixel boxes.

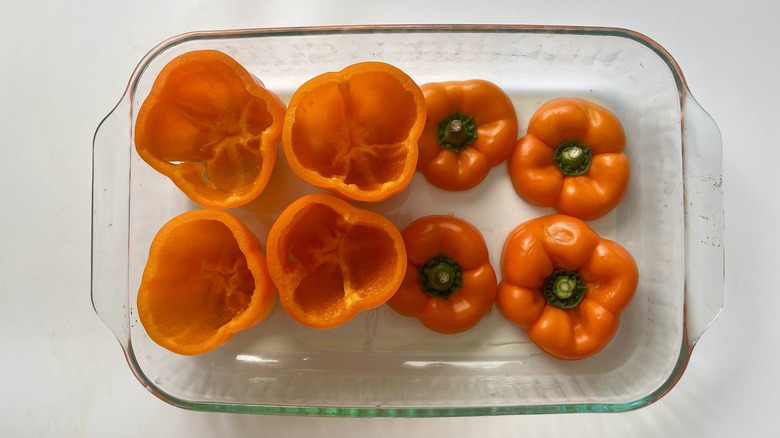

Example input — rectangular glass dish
[91,25,724,416]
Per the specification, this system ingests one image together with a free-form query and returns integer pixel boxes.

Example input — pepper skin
[418,80,518,191]
[387,215,497,334]
[496,214,638,360]
[282,62,426,202]
[265,193,407,329]
[508,98,630,220]
[134,50,286,210]
[137,210,276,356]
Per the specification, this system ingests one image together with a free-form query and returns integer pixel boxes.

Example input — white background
[1,0,776,436]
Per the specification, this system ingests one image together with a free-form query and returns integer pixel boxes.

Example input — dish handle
[682,91,724,347]
[91,97,132,348]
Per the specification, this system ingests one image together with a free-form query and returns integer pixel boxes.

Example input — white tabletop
[2,0,775,436]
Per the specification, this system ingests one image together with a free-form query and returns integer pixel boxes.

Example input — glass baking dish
[91,25,724,416]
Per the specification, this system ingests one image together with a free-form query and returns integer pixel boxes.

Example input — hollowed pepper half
[134,50,286,209]
[387,215,497,334]
[282,62,426,202]
[508,98,630,220]
[418,80,519,191]
[137,210,276,356]
[265,193,407,329]
[497,214,638,360]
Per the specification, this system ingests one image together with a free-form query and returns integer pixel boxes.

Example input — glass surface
[91,25,724,416]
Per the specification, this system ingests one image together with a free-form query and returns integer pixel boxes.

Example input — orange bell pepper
[137,210,276,356]
[281,62,426,202]
[508,97,630,220]
[135,50,286,209]
[418,80,518,191]
[387,215,497,334]
[496,214,638,360]
[265,193,406,329]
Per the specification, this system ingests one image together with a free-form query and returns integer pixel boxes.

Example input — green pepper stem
[542,269,586,309]
[418,253,463,299]
[553,140,593,176]
[437,111,478,154]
